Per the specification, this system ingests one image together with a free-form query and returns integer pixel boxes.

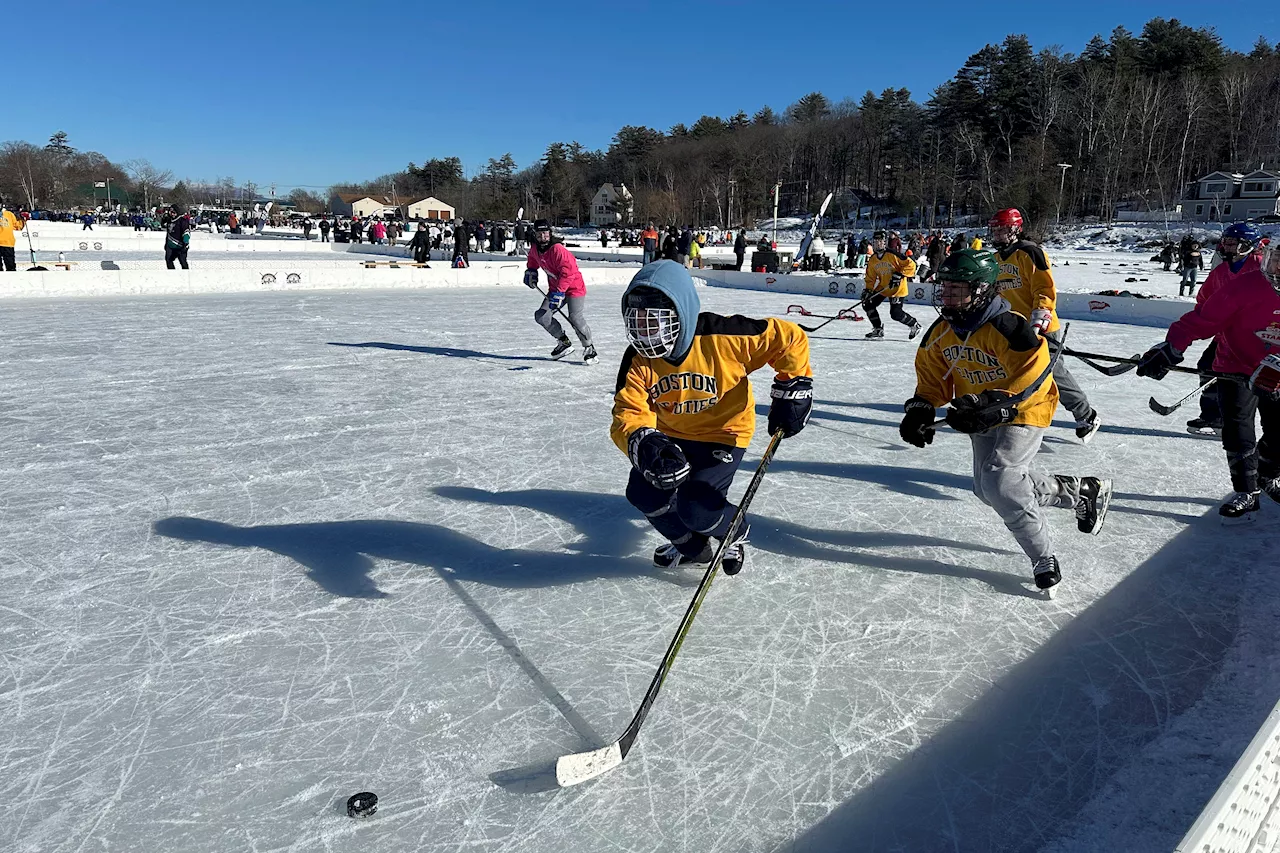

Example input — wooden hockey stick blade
[555,741,623,787]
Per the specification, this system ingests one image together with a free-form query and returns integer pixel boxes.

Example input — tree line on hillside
[4,18,1277,233]
[339,18,1280,232]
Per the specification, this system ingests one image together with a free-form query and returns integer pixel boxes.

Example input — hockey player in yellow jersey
[862,230,923,340]
[613,260,813,575]
[898,249,1112,596]
[988,208,1100,442]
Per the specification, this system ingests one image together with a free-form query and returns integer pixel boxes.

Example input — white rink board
[1176,699,1280,853]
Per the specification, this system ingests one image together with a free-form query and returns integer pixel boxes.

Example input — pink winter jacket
[1168,269,1280,375]
[526,242,586,297]
[1196,253,1260,307]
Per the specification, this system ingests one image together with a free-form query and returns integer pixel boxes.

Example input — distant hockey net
[1176,698,1280,852]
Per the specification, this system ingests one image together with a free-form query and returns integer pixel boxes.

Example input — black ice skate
[1219,490,1261,525]
[1264,477,1280,504]
[1186,417,1222,437]
[550,336,575,360]
[908,321,923,340]
[582,344,599,365]
[1075,410,1101,444]
[653,540,713,569]
[1074,476,1112,535]
[865,327,885,340]
[720,524,751,576]
[1032,555,1061,598]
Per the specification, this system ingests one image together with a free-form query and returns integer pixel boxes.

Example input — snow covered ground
[3,281,1278,852]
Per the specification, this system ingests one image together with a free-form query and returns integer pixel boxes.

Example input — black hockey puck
[346,792,378,818]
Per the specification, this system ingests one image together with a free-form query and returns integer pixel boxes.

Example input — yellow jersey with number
[612,314,812,451]
[913,310,1058,429]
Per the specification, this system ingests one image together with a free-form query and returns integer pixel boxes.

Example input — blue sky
[15,1,1277,192]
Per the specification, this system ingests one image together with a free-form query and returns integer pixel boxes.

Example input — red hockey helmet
[988,208,1024,246]
[989,208,1024,232]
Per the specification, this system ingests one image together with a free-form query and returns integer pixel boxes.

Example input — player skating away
[524,219,598,364]
[612,260,813,576]
[899,250,1112,596]
[1183,223,1264,436]
[987,208,1101,443]
[1136,239,1280,524]
[862,230,922,340]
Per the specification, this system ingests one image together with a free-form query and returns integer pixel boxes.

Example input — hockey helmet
[934,249,1000,326]
[1263,240,1280,292]
[533,218,553,251]
[1219,222,1263,259]
[988,208,1024,246]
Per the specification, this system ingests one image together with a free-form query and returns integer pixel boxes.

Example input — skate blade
[552,348,576,361]
[1080,480,1113,536]
[1043,585,1057,600]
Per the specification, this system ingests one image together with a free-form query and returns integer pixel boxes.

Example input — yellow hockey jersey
[612,314,812,451]
[864,250,916,298]
[993,240,1060,334]
[913,310,1058,429]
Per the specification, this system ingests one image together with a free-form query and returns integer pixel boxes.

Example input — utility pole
[772,180,782,246]
[1056,163,1072,232]
[727,178,736,231]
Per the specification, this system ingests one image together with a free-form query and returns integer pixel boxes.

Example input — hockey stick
[534,284,574,324]
[931,323,1071,428]
[797,300,864,333]
[555,429,786,788]
[23,224,47,271]
[1150,378,1217,416]
[1064,347,1229,379]
[1063,348,1143,377]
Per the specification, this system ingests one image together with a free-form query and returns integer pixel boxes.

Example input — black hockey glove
[628,428,691,491]
[768,376,813,438]
[945,391,1018,434]
[1135,341,1183,380]
[899,396,936,447]
[523,268,539,288]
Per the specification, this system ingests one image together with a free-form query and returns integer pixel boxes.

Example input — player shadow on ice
[749,519,1038,599]
[432,486,651,560]
[152,515,685,599]
[328,340,557,368]
[778,505,1248,853]
[434,484,1039,599]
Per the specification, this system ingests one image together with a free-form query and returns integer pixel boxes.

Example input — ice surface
[2,283,1277,852]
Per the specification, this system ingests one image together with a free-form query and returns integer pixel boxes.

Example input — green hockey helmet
[934,248,1000,325]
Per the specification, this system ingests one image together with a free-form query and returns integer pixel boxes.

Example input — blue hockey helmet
[1220,222,1263,258]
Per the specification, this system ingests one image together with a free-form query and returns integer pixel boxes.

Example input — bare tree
[126,159,174,210]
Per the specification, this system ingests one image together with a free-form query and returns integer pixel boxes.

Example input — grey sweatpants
[1044,328,1093,423]
[970,424,1080,562]
[535,294,593,346]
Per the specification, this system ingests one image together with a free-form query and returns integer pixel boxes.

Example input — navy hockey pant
[627,438,745,557]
